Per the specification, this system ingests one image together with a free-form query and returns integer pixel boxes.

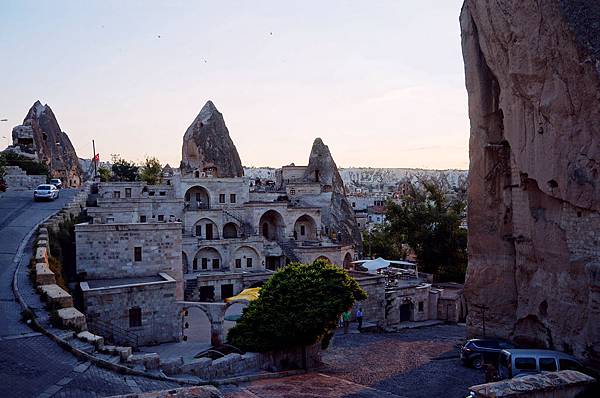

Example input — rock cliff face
[180,101,244,178]
[9,101,83,187]
[461,0,600,366]
[303,138,363,248]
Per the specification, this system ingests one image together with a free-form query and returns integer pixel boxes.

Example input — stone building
[75,101,361,344]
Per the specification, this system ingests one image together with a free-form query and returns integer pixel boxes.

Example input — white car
[49,178,63,189]
[33,184,60,201]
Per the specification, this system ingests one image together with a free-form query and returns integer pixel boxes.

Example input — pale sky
[0,0,469,169]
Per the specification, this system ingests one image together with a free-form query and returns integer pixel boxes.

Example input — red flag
[93,153,99,162]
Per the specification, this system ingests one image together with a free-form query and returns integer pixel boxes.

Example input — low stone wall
[4,165,46,190]
[469,370,596,397]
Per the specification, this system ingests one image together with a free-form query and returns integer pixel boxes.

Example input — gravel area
[321,324,484,398]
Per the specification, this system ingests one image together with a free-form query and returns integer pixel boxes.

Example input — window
[201,258,208,269]
[125,188,131,198]
[352,202,356,207]
[539,358,557,371]
[129,307,142,327]
[212,259,220,269]
[193,258,198,271]
[418,301,424,312]
[246,258,253,268]
[219,194,226,203]
[113,191,121,198]
[106,217,114,223]
[559,359,582,371]
[149,191,155,196]
[134,247,142,262]
[157,215,164,222]
[230,194,236,203]
[140,215,147,223]
[300,225,306,236]
[515,357,537,370]
[159,191,166,196]
[235,259,242,268]
[290,188,296,195]
[195,225,202,237]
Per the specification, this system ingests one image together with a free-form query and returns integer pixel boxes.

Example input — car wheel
[471,355,484,369]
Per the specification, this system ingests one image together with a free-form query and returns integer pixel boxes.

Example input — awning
[352,257,417,272]
[224,287,260,303]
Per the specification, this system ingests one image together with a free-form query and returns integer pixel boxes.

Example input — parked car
[33,184,60,201]
[498,349,584,379]
[49,178,63,189]
[461,338,515,369]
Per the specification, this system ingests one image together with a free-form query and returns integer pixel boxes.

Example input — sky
[0,0,469,170]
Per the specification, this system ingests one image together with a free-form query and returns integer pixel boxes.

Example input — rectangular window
[300,225,305,236]
[539,358,557,372]
[230,194,236,203]
[149,191,155,196]
[159,191,166,196]
[219,194,226,203]
[212,258,220,269]
[140,215,147,223]
[290,188,295,195]
[125,188,131,198]
[106,217,114,223]
[113,191,121,198]
[195,225,202,237]
[246,258,253,268]
[418,301,424,312]
[235,259,242,268]
[201,258,208,269]
[134,246,142,262]
[193,258,198,271]
[129,307,142,327]
[515,357,537,370]
[157,215,164,222]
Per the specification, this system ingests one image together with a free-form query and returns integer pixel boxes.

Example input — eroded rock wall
[461,0,600,366]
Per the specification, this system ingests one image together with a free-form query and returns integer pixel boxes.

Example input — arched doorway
[343,252,353,270]
[185,186,210,210]
[259,210,285,241]
[233,246,260,270]
[193,218,219,240]
[315,255,332,264]
[193,247,222,272]
[223,302,248,340]
[223,222,238,239]
[293,214,317,241]
[182,307,211,345]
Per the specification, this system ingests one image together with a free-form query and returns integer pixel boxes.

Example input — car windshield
[37,185,53,190]
[50,179,60,183]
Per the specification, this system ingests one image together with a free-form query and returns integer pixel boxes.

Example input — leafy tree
[97,166,112,182]
[0,152,50,177]
[111,158,138,181]
[139,156,162,185]
[362,224,406,260]
[228,260,367,352]
[386,180,467,283]
[0,153,6,179]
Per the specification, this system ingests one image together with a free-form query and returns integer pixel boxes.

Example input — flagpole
[92,139,97,178]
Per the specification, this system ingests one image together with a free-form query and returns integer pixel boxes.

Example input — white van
[498,349,584,379]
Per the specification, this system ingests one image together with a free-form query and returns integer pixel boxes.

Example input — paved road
[0,189,178,398]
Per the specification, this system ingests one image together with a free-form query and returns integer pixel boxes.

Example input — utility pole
[92,140,97,178]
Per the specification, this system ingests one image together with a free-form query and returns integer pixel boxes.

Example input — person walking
[342,310,351,334]
[356,307,364,332]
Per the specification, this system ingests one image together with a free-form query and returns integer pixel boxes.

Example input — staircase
[223,209,256,237]
[184,278,198,301]
[278,239,301,263]
[87,317,140,349]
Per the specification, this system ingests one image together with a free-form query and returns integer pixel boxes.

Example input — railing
[87,317,139,349]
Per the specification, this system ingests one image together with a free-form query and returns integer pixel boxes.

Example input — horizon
[0,0,468,170]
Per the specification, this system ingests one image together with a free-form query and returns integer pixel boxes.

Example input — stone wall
[81,274,181,345]
[75,222,183,299]
[4,166,46,190]
[350,271,386,327]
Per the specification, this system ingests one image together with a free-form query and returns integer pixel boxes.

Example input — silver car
[498,349,584,379]
[33,184,60,201]
[49,178,63,189]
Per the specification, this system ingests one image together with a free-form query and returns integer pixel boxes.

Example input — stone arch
[233,246,260,270]
[193,218,219,240]
[182,306,211,344]
[182,251,189,274]
[193,247,222,271]
[184,186,210,209]
[293,214,317,241]
[224,301,248,340]
[259,210,285,241]
[223,222,238,239]
[343,252,353,269]
[315,255,332,264]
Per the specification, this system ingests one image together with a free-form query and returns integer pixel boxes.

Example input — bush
[227,260,367,352]
[0,152,50,177]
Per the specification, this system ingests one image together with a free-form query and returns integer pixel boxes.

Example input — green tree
[386,180,467,283]
[97,166,112,182]
[362,224,406,260]
[139,156,162,185]
[111,158,138,181]
[0,152,50,177]
[228,260,367,352]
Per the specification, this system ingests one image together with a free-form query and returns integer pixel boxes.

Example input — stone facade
[3,166,46,190]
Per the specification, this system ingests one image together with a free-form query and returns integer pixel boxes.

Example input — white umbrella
[352,257,418,274]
